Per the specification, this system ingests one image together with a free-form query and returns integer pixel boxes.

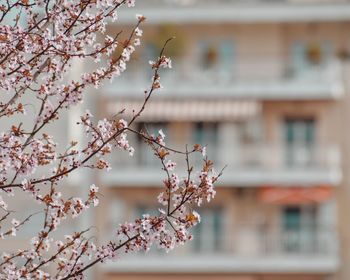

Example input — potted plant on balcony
[306,42,323,64]
[204,45,219,69]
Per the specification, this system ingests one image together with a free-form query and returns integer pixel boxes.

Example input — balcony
[101,144,341,187]
[101,226,338,273]
[103,60,344,101]
[116,0,350,23]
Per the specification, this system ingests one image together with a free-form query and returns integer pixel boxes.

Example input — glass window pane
[284,207,301,230]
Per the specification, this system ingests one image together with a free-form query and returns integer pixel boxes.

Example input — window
[283,118,316,167]
[284,207,301,231]
[219,40,235,78]
[192,207,224,253]
[281,206,317,253]
[282,206,302,252]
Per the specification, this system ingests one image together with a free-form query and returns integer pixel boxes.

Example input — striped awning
[107,99,260,121]
[259,186,333,205]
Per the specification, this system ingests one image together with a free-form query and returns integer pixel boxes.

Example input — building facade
[95,1,350,279]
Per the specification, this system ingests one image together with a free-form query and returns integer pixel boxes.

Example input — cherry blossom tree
[0,0,223,278]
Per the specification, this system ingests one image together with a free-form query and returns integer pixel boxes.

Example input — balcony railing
[231,144,340,170]
[112,144,340,170]
[188,226,337,256]
[116,59,340,83]
[103,143,341,186]
[105,60,343,99]
[108,220,337,257]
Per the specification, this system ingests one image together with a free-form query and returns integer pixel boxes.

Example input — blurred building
[95,1,350,280]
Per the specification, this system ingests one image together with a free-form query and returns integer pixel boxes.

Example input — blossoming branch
[0,0,222,279]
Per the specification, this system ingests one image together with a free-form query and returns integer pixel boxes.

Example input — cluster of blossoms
[78,112,135,172]
[0,131,57,182]
[0,0,221,279]
[114,156,218,255]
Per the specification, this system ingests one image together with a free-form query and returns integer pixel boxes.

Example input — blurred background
[85,0,350,279]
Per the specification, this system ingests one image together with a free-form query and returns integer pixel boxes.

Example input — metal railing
[226,226,337,256]
[112,143,340,171]
[232,144,340,170]
[111,59,341,91]
[140,225,338,257]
